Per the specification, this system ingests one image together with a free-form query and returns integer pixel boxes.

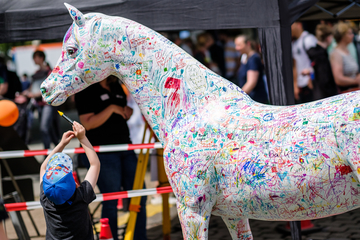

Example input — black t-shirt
[75,81,131,146]
[40,181,96,240]
[307,44,339,100]
[237,53,268,104]
[2,70,22,100]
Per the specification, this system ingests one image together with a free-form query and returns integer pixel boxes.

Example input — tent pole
[276,0,320,238]
[258,26,288,106]
[259,22,302,240]
[279,24,296,105]
[279,0,301,237]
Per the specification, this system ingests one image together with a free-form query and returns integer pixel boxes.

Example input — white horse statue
[41,3,360,239]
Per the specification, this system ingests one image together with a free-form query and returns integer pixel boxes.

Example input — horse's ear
[64,3,85,27]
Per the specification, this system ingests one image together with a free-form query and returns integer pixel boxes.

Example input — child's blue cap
[42,153,76,205]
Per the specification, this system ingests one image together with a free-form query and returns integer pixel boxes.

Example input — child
[40,121,100,240]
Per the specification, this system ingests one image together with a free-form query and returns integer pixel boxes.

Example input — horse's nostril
[40,87,48,96]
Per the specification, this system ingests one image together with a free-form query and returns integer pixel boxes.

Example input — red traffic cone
[99,218,113,240]
[286,220,315,230]
[300,220,314,230]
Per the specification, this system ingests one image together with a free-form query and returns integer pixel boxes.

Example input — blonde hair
[315,24,333,42]
[333,22,351,43]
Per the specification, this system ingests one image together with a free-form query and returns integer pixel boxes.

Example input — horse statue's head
[41,3,129,106]
[41,3,243,119]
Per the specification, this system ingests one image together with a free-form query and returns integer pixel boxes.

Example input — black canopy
[300,0,360,21]
[0,0,321,105]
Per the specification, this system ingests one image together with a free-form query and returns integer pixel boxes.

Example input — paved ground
[4,109,360,240]
[145,208,360,240]
[5,205,360,240]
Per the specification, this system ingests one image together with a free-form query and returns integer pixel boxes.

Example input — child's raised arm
[40,131,75,182]
[72,121,100,189]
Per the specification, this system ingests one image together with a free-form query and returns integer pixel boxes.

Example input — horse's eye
[66,47,77,57]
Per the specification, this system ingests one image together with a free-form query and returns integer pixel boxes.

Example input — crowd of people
[0,50,59,149]
[292,20,360,103]
[166,29,270,103]
[167,20,360,104]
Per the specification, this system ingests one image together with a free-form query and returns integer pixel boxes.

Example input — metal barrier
[5,186,173,212]
[0,129,170,239]
[0,142,163,159]
[0,114,174,240]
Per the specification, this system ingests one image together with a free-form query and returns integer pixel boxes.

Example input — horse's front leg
[177,201,213,240]
[171,169,215,239]
[165,147,216,239]
[221,217,253,240]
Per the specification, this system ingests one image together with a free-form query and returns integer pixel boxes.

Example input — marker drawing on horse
[41,3,360,239]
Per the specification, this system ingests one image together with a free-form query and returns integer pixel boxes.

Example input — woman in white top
[330,22,360,93]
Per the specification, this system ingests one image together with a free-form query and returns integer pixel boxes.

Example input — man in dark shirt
[75,79,130,146]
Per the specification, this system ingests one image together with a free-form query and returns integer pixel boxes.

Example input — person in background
[18,73,33,144]
[75,75,147,240]
[348,21,360,70]
[167,32,182,47]
[353,23,360,71]
[179,30,194,56]
[20,73,31,92]
[0,57,8,99]
[0,56,22,101]
[330,22,360,93]
[0,56,31,143]
[208,31,226,77]
[235,35,268,104]
[291,21,318,103]
[12,71,30,143]
[11,72,35,144]
[194,32,220,74]
[328,21,359,69]
[219,31,240,82]
[306,23,339,100]
[24,50,60,149]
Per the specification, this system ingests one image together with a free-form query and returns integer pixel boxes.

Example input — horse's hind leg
[221,217,253,240]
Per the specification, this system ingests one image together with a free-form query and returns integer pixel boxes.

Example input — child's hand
[72,121,86,140]
[60,131,75,147]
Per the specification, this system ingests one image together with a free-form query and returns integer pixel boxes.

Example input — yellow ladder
[124,121,171,240]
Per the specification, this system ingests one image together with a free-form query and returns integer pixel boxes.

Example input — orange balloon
[0,100,19,127]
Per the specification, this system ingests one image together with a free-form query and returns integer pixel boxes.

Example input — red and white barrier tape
[0,142,163,159]
[4,186,173,212]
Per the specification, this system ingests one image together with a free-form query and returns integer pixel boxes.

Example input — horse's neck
[110,20,248,143]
